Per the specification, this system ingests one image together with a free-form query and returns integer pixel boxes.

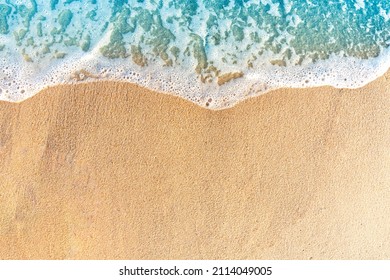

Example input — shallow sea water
[0,0,389,108]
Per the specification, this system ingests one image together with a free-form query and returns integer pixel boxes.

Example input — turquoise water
[0,0,389,108]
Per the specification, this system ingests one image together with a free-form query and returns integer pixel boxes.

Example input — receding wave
[0,0,389,108]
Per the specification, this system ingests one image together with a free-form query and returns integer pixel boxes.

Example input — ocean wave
[0,0,389,108]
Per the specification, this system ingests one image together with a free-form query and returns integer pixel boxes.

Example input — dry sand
[0,72,389,260]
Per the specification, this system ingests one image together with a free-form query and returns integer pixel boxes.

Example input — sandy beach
[0,72,389,259]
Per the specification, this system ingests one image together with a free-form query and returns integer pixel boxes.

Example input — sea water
[0,0,389,109]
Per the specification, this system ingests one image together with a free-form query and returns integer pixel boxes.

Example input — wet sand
[0,72,389,259]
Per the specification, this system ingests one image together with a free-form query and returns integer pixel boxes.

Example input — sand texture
[0,73,390,260]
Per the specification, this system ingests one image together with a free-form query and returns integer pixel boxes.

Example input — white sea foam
[1,43,389,109]
[0,0,389,109]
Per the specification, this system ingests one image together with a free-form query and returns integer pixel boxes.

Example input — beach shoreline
[0,71,389,259]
